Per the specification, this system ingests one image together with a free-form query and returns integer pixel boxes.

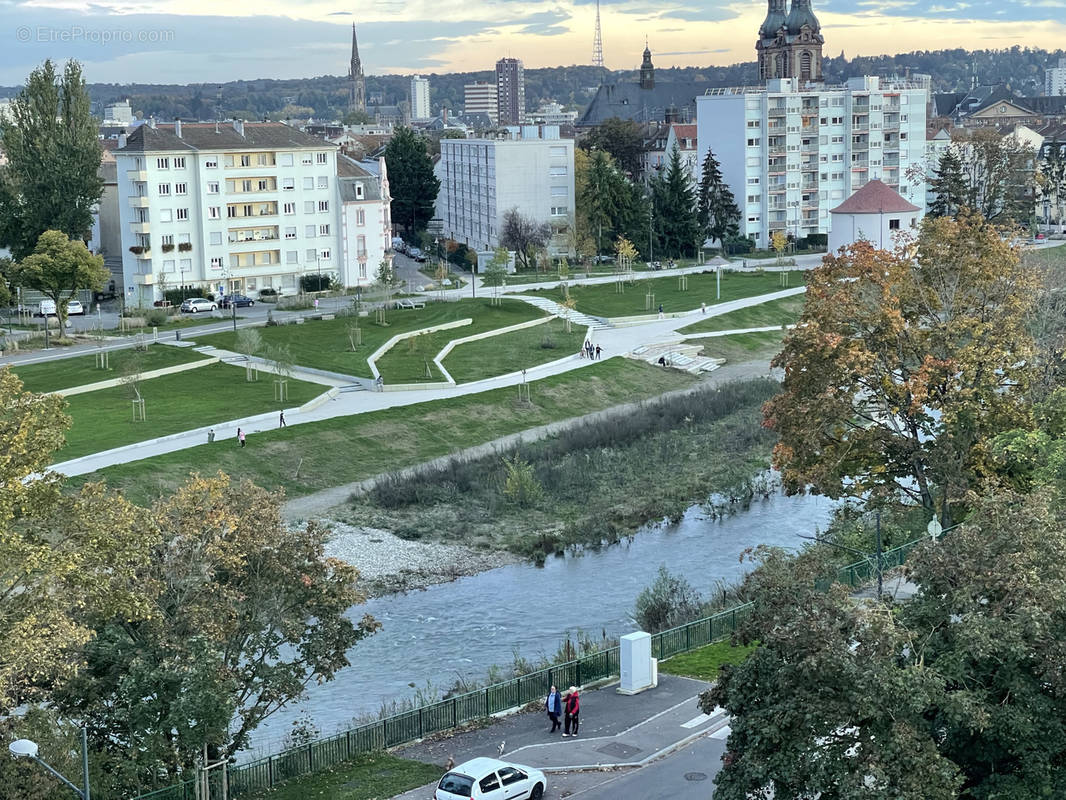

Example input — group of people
[579,341,603,360]
[545,685,580,736]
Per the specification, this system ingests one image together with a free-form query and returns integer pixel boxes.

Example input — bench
[396,298,426,310]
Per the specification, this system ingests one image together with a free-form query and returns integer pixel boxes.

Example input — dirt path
[282,359,777,521]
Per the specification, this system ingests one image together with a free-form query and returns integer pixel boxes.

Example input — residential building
[1047,58,1066,97]
[828,178,921,252]
[88,145,122,296]
[436,127,575,257]
[932,85,1066,128]
[114,120,342,305]
[464,81,498,124]
[578,45,700,127]
[338,154,392,287]
[103,99,134,126]
[696,75,928,247]
[496,58,526,126]
[531,102,578,127]
[640,120,698,184]
[665,123,699,183]
[410,75,431,121]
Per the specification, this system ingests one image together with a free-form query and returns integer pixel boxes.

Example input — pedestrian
[207,428,215,444]
[545,685,562,733]
[237,427,246,448]
[595,344,602,360]
[562,686,580,737]
[279,411,286,428]
[376,375,385,392]
[314,297,320,311]
[701,302,707,315]
[658,303,664,320]
[579,344,586,359]
[657,356,667,367]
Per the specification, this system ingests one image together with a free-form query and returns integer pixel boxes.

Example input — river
[242,490,838,759]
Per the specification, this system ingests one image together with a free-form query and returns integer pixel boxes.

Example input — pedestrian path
[509,294,608,330]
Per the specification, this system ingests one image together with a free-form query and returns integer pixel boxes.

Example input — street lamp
[9,728,91,800]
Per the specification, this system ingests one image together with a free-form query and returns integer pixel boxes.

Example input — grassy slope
[195,299,537,379]
[528,270,806,317]
[694,331,787,364]
[9,345,207,394]
[441,318,586,384]
[679,294,805,335]
[659,640,756,681]
[57,363,324,462]
[243,752,441,800]
[374,301,544,383]
[79,359,697,507]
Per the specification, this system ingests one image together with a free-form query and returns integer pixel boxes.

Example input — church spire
[348,22,366,113]
[639,40,654,89]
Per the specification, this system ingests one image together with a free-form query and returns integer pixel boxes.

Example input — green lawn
[56,362,324,462]
[1022,243,1066,270]
[79,359,698,507]
[243,752,441,800]
[10,345,208,394]
[374,301,545,383]
[195,299,539,379]
[660,639,756,681]
[442,318,587,383]
[679,294,806,336]
[693,330,787,364]
[528,270,805,318]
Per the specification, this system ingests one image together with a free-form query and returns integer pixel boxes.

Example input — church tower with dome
[756,0,824,83]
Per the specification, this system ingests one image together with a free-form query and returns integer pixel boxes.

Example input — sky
[0,0,1065,86]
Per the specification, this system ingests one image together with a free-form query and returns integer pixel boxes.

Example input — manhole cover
[594,741,642,759]
[685,772,708,782]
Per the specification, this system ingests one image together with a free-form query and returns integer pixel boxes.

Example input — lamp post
[9,728,90,800]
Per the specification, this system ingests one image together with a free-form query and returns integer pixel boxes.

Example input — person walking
[562,686,580,736]
[701,302,707,315]
[237,428,246,448]
[279,411,286,428]
[658,303,664,320]
[595,344,602,360]
[207,428,215,444]
[545,686,562,733]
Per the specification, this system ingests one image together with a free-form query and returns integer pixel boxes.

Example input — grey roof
[577,80,700,126]
[339,176,381,203]
[338,153,373,178]
[931,92,965,118]
[117,121,330,153]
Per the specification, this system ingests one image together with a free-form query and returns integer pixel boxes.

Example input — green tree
[579,118,645,177]
[928,147,967,218]
[650,145,699,258]
[342,109,373,125]
[383,126,439,234]
[954,127,1036,223]
[696,146,740,248]
[13,230,108,331]
[634,566,704,633]
[579,149,626,255]
[55,474,379,790]
[0,60,103,260]
[481,246,510,305]
[764,213,1037,524]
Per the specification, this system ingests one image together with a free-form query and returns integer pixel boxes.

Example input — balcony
[129,247,152,260]
[134,272,156,285]
[128,195,150,209]
[129,221,151,234]
[228,233,280,245]
[126,169,148,182]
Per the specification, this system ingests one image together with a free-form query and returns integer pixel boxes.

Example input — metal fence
[131,529,947,800]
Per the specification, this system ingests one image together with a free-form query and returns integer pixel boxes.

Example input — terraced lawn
[442,318,587,383]
[9,344,207,394]
[679,294,806,335]
[693,330,788,365]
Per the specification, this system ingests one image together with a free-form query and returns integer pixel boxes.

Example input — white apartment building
[103,100,134,126]
[464,82,498,124]
[410,75,431,121]
[531,102,578,126]
[114,120,342,305]
[338,154,393,287]
[436,128,575,257]
[1047,58,1066,97]
[696,76,928,246]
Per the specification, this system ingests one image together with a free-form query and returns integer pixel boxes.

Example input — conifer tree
[929,148,967,218]
[652,145,699,257]
[697,146,740,247]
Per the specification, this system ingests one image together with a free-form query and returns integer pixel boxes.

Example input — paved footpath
[389,674,728,800]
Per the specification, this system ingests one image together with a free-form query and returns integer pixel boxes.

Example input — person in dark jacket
[545,685,562,733]
[562,686,580,736]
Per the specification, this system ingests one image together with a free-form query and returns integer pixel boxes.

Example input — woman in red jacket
[562,686,580,737]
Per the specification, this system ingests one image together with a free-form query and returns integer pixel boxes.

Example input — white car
[66,300,85,315]
[180,298,217,313]
[435,757,546,800]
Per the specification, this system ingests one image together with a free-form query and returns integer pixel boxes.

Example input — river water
[243,491,837,758]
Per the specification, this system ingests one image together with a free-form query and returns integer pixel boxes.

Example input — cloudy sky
[1,0,1064,85]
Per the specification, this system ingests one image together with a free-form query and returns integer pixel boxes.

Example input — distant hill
[1,46,1062,123]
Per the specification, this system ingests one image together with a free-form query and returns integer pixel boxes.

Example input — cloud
[659,6,740,21]
[818,0,1063,21]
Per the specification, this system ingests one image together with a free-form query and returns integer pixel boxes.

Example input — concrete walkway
[48,287,803,478]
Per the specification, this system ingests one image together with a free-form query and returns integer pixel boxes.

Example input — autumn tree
[12,230,108,331]
[764,213,1038,524]
[500,208,550,272]
[1037,138,1066,231]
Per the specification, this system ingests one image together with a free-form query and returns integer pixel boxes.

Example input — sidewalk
[389,674,726,799]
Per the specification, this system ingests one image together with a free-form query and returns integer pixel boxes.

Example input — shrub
[144,309,168,326]
[502,454,542,507]
[258,287,278,297]
[634,566,704,633]
[299,274,334,293]
[806,233,828,248]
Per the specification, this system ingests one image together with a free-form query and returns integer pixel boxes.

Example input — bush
[258,287,278,297]
[502,454,542,507]
[299,274,334,293]
[634,566,704,633]
[806,233,828,248]
[144,309,168,326]
[163,287,196,306]
[724,237,754,255]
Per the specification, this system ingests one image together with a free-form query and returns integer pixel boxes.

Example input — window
[355,184,364,199]
[498,767,526,787]
[831,135,844,144]
[301,153,313,165]
[747,138,761,147]
[747,194,760,204]
[286,250,299,264]
[205,157,218,168]
[161,234,174,246]
[210,231,223,245]
[319,224,330,235]
[303,177,314,190]
[550,206,568,216]
[176,208,189,221]
[208,206,220,219]
[320,248,331,260]
[889,218,901,230]
[227,206,237,218]
[304,201,315,214]
[478,775,501,793]
[175,182,187,195]
[280,153,294,167]
[257,179,269,191]
[356,209,366,226]
[550,145,567,156]
[305,225,316,238]
[746,177,760,185]
[285,226,297,239]
[548,166,567,176]
[178,233,190,244]
[162,259,175,272]
[240,155,251,167]
[243,205,252,216]
[318,176,329,189]
[282,177,295,190]
[210,257,223,268]
[257,153,270,165]
[207,181,219,193]
[316,152,328,164]
[173,157,186,169]
[747,119,761,128]
[156,157,170,169]
[318,200,329,212]
[831,116,843,125]
[306,249,317,261]
[240,179,252,192]
[158,183,171,195]
[284,202,296,215]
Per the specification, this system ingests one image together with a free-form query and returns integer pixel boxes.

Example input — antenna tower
[592,0,604,68]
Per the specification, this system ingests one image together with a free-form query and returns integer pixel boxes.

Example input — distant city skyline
[1,0,1065,86]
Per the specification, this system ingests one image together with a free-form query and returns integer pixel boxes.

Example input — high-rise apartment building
[495,58,526,126]
[1047,58,1066,97]
[464,82,498,124]
[696,76,927,247]
[410,75,431,121]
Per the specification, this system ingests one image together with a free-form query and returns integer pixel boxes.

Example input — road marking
[680,706,725,729]
[711,725,731,740]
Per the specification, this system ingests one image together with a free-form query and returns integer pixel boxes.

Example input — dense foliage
[383,126,439,233]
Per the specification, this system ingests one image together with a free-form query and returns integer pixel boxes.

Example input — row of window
[151,152,331,171]
[158,179,331,195]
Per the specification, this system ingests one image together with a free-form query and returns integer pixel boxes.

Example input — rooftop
[830,179,920,215]
[117,121,331,153]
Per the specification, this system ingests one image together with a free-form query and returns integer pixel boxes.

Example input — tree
[342,109,373,126]
[928,147,967,218]
[383,126,439,234]
[579,149,625,255]
[0,368,155,715]
[696,146,740,248]
[771,230,788,263]
[650,146,699,258]
[764,213,1038,525]
[481,246,510,306]
[500,209,550,272]
[1037,139,1066,231]
[634,566,704,633]
[953,127,1036,223]
[13,230,108,332]
[579,118,644,177]
[55,474,379,789]
[614,235,637,271]
[374,259,398,321]
[0,60,103,260]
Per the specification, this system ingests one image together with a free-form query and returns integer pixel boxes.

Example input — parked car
[435,758,545,800]
[66,300,85,316]
[34,299,57,317]
[180,298,217,313]
[409,247,426,262]
[220,294,255,309]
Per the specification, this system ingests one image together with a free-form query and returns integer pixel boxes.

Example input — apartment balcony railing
[128,195,150,209]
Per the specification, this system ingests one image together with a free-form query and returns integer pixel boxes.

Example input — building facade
[464,82,498,124]
[696,76,927,247]
[828,178,921,252]
[114,120,343,305]
[495,58,526,126]
[103,100,134,126]
[338,155,392,287]
[410,75,431,121]
[436,128,574,256]
[1047,58,1066,97]
[756,0,824,83]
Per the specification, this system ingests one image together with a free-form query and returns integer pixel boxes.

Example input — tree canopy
[578,117,644,177]
[500,208,551,271]
[383,126,439,233]
[651,145,699,258]
[13,229,109,329]
[697,146,740,248]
